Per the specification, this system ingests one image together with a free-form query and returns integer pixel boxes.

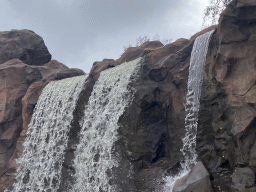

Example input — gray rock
[173,161,213,192]
[232,167,255,190]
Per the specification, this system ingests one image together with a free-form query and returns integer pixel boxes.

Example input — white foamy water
[164,30,214,191]
[12,75,88,192]
[72,57,142,192]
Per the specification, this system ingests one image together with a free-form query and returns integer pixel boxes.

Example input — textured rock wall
[197,0,256,191]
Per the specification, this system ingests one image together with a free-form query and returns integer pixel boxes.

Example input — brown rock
[116,37,193,191]
[90,41,164,81]
[22,65,85,133]
[0,59,42,177]
[0,173,15,192]
[190,25,217,42]
[147,38,190,67]
[115,41,163,65]
[90,39,189,83]
[36,59,69,78]
[0,29,51,65]
[90,59,116,81]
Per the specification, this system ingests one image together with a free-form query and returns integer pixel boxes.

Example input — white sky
[0,0,209,73]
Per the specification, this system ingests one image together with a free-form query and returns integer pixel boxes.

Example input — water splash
[164,30,214,191]
[12,75,88,192]
[72,57,142,192]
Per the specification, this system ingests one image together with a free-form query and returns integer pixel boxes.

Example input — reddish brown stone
[115,41,163,65]
[0,58,85,191]
[90,39,188,82]
[90,59,117,81]
[0,59,42,178]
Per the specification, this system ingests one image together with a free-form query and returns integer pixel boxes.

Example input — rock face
[0,29,51,65]
[0,59,42,178]
[116,38,192,191]
[196,0,256,191]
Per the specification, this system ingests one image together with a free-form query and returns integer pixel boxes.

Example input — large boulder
[116,40,164,65]
[0,29,51,65]
[90,59,116,81]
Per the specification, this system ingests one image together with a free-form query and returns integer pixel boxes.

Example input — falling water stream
[72,57,142,192]
[12,75,88,192]
[164,30,214,191]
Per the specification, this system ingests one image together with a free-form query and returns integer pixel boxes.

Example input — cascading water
[11,75,88,192]
[181,30,214,171]
[164,30,214,191]
[72,57,142,192]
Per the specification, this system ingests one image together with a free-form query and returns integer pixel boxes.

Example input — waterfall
[12,75,88,192]
[164,30,214,191]
[72,57,142,192]
[181,30,214,171]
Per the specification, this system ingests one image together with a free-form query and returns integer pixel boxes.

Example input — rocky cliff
[1,0,256,191]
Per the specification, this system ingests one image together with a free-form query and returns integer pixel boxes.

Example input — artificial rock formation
[1,0,256,191]
[196,0,256,191]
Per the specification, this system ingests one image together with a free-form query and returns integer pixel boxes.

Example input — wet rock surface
[196,0,256,191]
[173,161,213,192]
[1,0,256,191]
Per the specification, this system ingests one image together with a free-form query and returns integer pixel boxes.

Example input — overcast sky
[1,0,209,73]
